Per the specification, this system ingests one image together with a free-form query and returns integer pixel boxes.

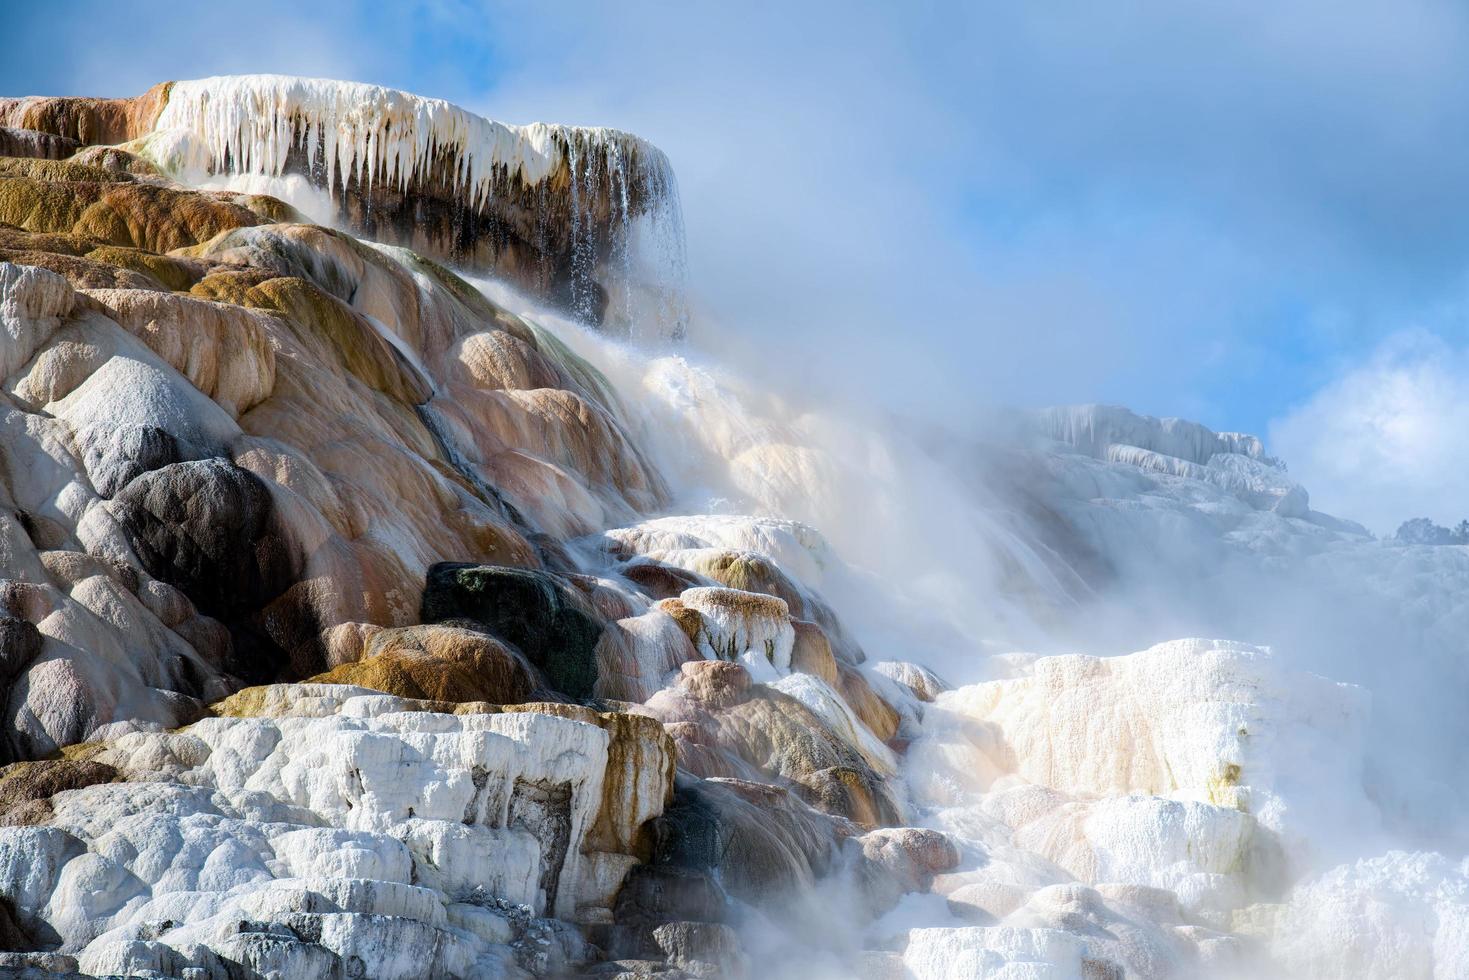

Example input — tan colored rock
[837,661,901,743]
[82,245,205,290]
[790,619,839,685]
[673,660,751,710]
[0,84,170,145]
[82,288,277,416]
[319,621,384,665]
[0,758,118,826]
[800,766,895,830]
[620,557,710,600]
[644,661,900,828]
[306,624,540,705]
[586,711,678,858]
[856,827,961,918]
[0,157,134,185]
[69,145,163,176]
[0,247,165,292]
[0,176,265,255]
[861,827,961,884]
[668,586,794,677]
[452,328,561,391]
[593,608,699,703]
[646,547,810,618]
[0,262,74,379]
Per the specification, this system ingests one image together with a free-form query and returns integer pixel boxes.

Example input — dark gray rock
[650,775,844,900]
[75,423,184,499]
[109,458,299,682]
[0,895,30,951]
[421,563,603,699]
[110,459,284,616]
[651,922,745,979]
[0,618,41,688]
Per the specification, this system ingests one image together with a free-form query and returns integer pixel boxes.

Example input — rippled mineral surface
[0,74,1465,980]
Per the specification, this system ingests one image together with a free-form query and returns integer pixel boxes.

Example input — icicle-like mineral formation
[145,75,686,335]
[3,74,687,334]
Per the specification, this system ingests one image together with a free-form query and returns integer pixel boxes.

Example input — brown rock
[0,759,119,826]
[0,250,164,291]
[83,246,206,291]
[621,559,709,601]
[592,609,699,703]
[658,549,808,619]
[646,670,901,828]
[500,702,677,860]
[789,619,839,685]
[307,624,539,704]
[860,827,960,882]
[857,827,961,915]
[799,766,894,830]
[0,176,266,255]
[837,661,901,743]
[0,84,170,145]
[675,661,751,710]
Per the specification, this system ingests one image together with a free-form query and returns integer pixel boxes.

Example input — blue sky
[8,1,1469,529]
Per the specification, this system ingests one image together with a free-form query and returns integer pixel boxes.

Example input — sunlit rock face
[885,641,1349,976]
[914,639,1372,849]
[0,141,692,758]
[640,660,902,830]
[0,687,673,977]
[1033,404,1311,519]
[2,75,686,332]
[0,86,172,148]
[4,71,1465,980]
[0,94,928,975]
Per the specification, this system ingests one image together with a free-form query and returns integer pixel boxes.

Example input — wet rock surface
[1,69,1449,980]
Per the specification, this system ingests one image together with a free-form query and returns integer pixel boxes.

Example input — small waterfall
[472,274,1074,675]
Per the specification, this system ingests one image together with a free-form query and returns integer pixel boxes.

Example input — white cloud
[461,1,1469,433]
[1270,331,1469,533]
[18,1,1469,438]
